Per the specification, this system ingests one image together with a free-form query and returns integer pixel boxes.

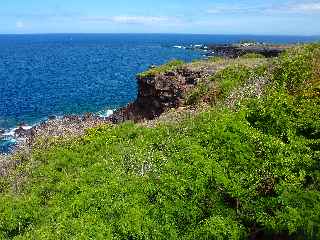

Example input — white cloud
[206,1,320,15]
[111,16,170,24]
[207,5,260,14]
[287,2,320,12]
[82,16,178,25]
[16,21,24,28]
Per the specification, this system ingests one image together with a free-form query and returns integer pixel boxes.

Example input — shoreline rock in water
[204,43,289,58]
[3,115,111,153]
[0,129,5,140]
[14,125,32,138]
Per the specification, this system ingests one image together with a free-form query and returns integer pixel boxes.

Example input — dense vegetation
[0,44,319,239]
[185,64,262,105]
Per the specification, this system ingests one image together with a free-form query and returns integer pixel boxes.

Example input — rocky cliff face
[109,67,203,123]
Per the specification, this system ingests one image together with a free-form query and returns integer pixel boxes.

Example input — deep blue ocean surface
[1,33,319,152]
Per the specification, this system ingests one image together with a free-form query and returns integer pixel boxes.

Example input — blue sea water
[0,33,319,152]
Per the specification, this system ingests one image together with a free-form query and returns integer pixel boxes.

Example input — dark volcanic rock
[14,126,31,138]
[48,115,57,120]
[63,115,82,123]
[206,44,287,58]
[83,112,94,121]
[109,67,203,123]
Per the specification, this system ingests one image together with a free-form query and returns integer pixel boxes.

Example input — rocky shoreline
[0,62,211,154]
[0,42,289,155]
[190,43,290,58]
[0,114,111,153]
[1,63,203,153]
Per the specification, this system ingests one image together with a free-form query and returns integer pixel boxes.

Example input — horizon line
[0,32,320,37]
[0,32,319,37]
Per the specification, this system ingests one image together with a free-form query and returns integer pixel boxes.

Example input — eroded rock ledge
[109,67,204,123]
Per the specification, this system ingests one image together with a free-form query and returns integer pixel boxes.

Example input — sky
[1,0,320,35]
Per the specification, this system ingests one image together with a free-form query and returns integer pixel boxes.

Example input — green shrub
[273,44,320,94]
[245,93,295,141]
[185,82,210,105]
[0,44,319,239]
[311,46,320,92]
[185,63,268,106]
[0,179,9,194]
[1,90,319,239]
[214,65,251,97]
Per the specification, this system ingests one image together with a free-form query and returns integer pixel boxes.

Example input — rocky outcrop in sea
[186,43,290,58]
[206,44,288,58]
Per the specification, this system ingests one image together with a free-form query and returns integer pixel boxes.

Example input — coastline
[0,111,114,154]
[1,41,319,238]
[0,42,288,155]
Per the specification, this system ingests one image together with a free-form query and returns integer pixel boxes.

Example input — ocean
[1,33,319,152]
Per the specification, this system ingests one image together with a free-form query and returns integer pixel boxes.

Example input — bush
[273,44,320,94]
[0,44,319,239]
[185,82,210,105]
[214,65,251,97]
[185,65,254,106]
[1,91,319,239]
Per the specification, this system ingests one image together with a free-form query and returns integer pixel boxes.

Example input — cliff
[108,43,288,124]
[108,55,269,124]
[0,43,319,239]
[7,45,276,150]
[109,67,203,123]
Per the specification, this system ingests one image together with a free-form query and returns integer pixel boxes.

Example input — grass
[207,56,225,62]
[241,53,266,59]
[0,44,319,239]
[185,63,268,106]
[188,57,268,73]
[137,60,185,78]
